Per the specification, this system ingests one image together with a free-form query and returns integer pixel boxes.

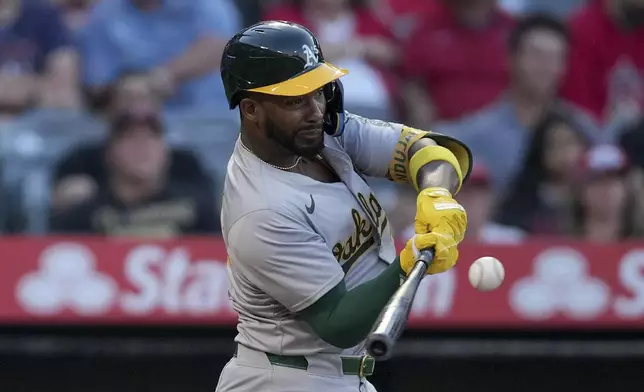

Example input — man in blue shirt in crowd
[79,0,242,115]
[0,0,81,119]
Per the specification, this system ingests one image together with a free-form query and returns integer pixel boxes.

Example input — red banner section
[1,237,644,328]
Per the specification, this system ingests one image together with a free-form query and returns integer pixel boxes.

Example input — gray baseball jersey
[221,112,410,357]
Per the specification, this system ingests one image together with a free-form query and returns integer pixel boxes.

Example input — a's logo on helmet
[302,44,319,68]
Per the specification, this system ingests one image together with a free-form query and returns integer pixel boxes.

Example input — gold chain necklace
[240,139,303,171]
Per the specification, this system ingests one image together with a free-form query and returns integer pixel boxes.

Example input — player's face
[261,89,327,159]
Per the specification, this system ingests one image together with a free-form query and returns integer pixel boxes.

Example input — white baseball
[468,256,505,291]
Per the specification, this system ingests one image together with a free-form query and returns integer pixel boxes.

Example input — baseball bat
[365,249,435,361]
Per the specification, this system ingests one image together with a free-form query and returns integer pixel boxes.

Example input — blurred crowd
[0,0,643,243]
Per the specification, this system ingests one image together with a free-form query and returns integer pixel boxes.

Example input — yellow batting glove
[413,187,467,269]
[399,232,459,275]
[415,187,467,238]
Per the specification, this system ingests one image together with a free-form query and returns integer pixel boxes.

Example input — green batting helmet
[220,20,349,116]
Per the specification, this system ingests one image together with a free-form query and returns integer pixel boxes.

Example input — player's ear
[239,98,260,123]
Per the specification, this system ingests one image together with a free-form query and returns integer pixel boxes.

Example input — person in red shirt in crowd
[561,0,644,125]
[366,0,440,40]
[575,144,639,242]
[263,0,399,118]
[401,0,515,127]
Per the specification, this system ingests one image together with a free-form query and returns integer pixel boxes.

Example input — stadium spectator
[452,162,527,243]
[48,0,95,39]
[561,0,644,125]
[401,0,514,126]
[104,71,162,117]
[50,71,213,213]
[627,166,644,236]
[574,144,639,242]
[367,0,439,40]
[617,115,644,230]
[492,110,591,237]
[78,0,241,115]
[0,184,25,233]
[0,0,81,120]
[434,14,598,197]
[619,117,644,169]
[498,0,586,18]
[49,106,220,236]
[263,0,399,119]
[234,0,281,26]
[49,127,212,215]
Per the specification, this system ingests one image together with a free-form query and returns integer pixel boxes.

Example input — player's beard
[265,115,325,159]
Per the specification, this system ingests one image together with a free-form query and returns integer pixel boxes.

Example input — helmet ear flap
[229,91,244,109]
[323,79,345,136]
[323,83,335,103]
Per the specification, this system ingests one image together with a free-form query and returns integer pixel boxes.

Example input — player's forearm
[409,138,461,193]
[297,259,403,349]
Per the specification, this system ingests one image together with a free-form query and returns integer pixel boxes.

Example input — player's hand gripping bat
[366,249,435,361]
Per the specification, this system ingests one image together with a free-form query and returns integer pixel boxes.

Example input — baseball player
[217,21,472,392]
